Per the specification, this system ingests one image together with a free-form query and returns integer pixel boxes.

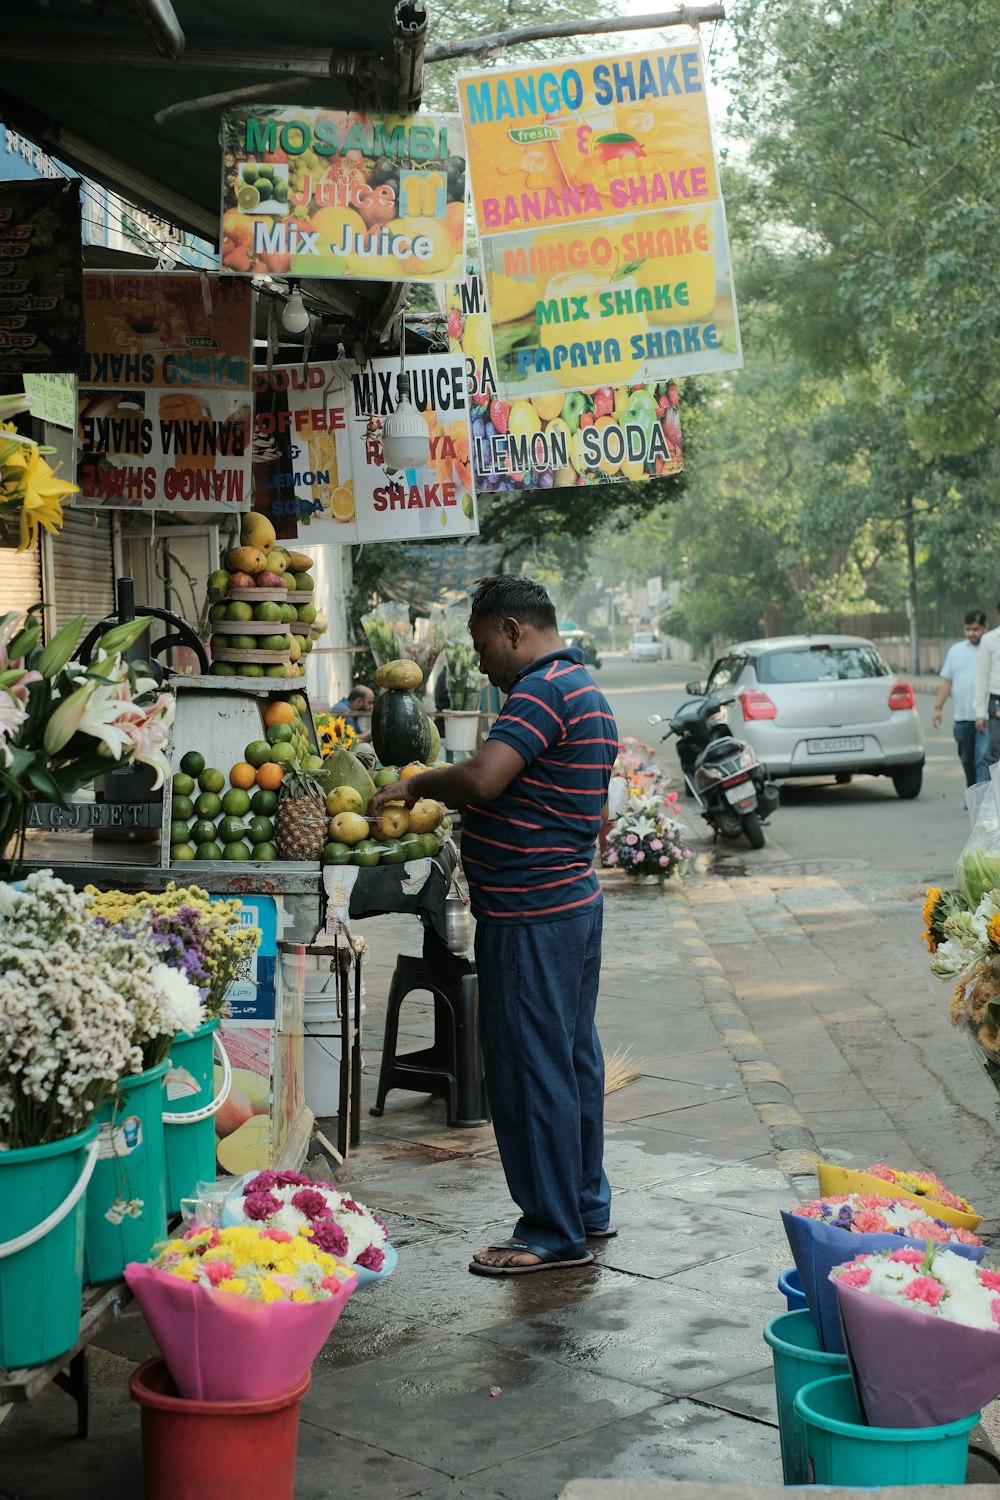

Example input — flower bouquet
[125,1224,357,1400]
[816,1161,981,1231]
[831,1245,1000,1427]
[781,1193,985,1354]
[222,1170,395,1285]
[601,793,693,883]
[315,711,358,757]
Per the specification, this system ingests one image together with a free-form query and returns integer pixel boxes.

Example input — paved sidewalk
[1,874,997,1498]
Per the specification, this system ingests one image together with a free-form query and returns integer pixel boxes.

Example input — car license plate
[724,781,753,804]
[807,736,864,754]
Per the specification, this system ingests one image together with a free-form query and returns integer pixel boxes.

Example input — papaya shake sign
[284,354,478,544]
[458,43,741,399]
[220,108,467,282]
[76,272,253,514]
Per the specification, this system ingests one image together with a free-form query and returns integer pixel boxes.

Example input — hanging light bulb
[380,316,429,470]
[281,283,310,335]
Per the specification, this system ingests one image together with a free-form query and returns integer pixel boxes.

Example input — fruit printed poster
[284,354,478,544]
[448,274,681,491]
[220,108,467,281]
[457,43,741,397]
[76,272,253,513]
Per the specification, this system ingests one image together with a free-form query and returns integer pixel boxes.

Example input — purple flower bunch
[602,809,693,882]
[148,905,212,1001]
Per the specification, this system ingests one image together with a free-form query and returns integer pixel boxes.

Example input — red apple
[228,571,256,590]
[256,570,287,589]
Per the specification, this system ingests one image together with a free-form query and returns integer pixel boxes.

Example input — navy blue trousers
[474,899,611,1258]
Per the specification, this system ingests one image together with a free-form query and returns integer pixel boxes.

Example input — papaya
[374,658,423,691]
[311,744,375,810]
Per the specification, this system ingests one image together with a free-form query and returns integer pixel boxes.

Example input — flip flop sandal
[585,1226,618,1239]
[469,1239,595,1276]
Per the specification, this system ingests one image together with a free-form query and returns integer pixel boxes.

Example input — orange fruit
[229,761,257,789]
[255,763,284,791]
[399,762,426,779]
[263,701,295,727]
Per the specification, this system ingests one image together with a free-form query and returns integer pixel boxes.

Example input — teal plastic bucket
[0,1122,99,1367]
[796,1374,977,1486]
[777,1267,807,1311]
[763,1306,849,1484]
[162,1022,228,1215]
[84,1060,169,1284]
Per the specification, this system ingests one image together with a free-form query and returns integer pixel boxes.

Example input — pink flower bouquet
[832,1246,1000,1427]
[125,1225,357,1401]
[781,1196,984,1353]
[816,1161,981,1230]
[222,1170,394,1283]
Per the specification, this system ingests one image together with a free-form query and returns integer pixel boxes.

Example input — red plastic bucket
[129,1358,309,1500]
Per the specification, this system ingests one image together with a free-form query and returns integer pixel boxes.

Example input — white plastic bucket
[302,964,364,1117]
[444,712,479,754]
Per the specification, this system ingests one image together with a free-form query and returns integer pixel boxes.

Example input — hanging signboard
[446,272,681,492]
[282,353,477,543]
[457,43,741,398]
[75,272,253,514]
[220,108,467,282]
[0,179,84,374]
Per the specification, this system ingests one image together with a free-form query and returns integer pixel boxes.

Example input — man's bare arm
[370,739,527,812]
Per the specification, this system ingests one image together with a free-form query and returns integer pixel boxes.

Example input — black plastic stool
[370,933,489,1128]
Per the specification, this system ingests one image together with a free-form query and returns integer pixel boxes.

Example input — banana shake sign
[220,108,467,282]
[458,44,741,398]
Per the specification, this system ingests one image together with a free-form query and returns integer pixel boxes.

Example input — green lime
[191,818,218,845]
[180,750,205,778]
[226,600,253,622]
[222,787,251,816]
[373,767,399,787]
[237,184,261,212]
[254,842,278,861]
[264,664,290,678]
[254,601,282,623]
[173,772,196,798]
[218,815,248,845]
[269,741,296,765]
[379,839,407,864]
[399,833,424,855]
[266,722,294,744]
[417,833,439,858]
[260,634,290,653]
[171,794,195,821]
[322,841,352,865]
[251,789,278,816]
[302,754,324,772]
[170,818,192,845]
[210,662,237,677]
[171,842,196,861]
[199,767,225,793]
[240,664,265,677]
[195,791,223,820]
[208,601,228,623]
[198,841,223,861]
[245,740,272,768]
[248,815,274,844]
[279,603,297,624]
[228,634,256,651]
[241,164,259,184]
[223,840,252,861]
[272,178,289,203]
[351,838,382,867]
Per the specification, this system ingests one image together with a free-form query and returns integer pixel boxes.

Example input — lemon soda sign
[458,44,741,399]
[220,108,467,282]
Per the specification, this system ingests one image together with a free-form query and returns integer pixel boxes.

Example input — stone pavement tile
[690,1364,779,1424]
[656,1162,794,1221]
[630,1095,768,1143]
[812,1131,913,1162]
[804,1107,898,1132]
[302,1338,661,1477]
[295,1424,449,1500]
[665,1240,790,1305]
[601,1128,766,1187]
[603,1077,739,1125]
[621,1115,770,1163]
[578,1198,773,1282]
[478,1281,779,1399]
[653,1049,746,1090]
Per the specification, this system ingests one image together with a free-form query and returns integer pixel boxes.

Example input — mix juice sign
[75,272,253,514]
[457,44,741,398]
[220,108,467,282]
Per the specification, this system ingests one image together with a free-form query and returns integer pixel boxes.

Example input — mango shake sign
[458,44,742,398]
[220,108,467,281]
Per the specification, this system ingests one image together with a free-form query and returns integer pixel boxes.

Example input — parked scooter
[648,693,780,849]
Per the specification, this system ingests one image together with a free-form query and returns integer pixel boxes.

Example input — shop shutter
[50,509,115,634]
[0,542,42,618]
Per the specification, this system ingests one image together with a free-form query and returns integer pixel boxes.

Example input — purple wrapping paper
[780,1209,985,1355]
[834,1273,1000,1427]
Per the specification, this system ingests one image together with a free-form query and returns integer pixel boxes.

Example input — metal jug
[443,886,473,955]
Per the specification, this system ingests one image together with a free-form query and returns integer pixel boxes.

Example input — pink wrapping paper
[834,1275,1000,1428]
[124,1260,356,1401]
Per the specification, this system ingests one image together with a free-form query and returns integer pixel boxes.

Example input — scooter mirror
[647,713,664,726]
[685,681,703,695]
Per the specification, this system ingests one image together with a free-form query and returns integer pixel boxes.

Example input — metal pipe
[131,0,186,59]
[1,38,379,77]
[426,5,726,63]
[393,0,427,113]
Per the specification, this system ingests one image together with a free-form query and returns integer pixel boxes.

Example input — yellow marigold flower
[217,1278,247,1295]
[988,914,1000,951]
[291,1287,311,1302]
[922,887,942,928]
[258,1278,285,1303]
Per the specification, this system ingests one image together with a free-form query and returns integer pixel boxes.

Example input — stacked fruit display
[205,511,328,680]
[170,695,323,863]
[322,764,450,868]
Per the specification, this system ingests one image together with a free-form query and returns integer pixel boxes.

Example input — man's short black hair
[347,686,371,705]
[966,610,988,626]
[469,575,557,631]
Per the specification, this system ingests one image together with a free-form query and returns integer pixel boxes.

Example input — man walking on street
[934,610,989,786]
[370,576,619,1276]
[975,602,1000,769]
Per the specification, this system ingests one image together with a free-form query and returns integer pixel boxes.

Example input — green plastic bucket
[795,1374,977,1486]
[162,1022,230,1215]
[0,1122,99,1367]
[84,1060,169,1285]
[763,1306,849,1483]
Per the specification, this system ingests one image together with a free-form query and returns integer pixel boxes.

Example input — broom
[603,1046,643,1094]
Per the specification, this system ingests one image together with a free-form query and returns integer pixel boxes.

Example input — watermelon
[372,688,432,766]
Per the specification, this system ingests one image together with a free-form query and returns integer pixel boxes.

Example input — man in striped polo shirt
[371,575,619,1275]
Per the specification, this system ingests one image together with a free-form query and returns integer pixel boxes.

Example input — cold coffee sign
[457,43,742,398]
[220,108,467,282]
[0,179,84,374]
[76,272,253,514]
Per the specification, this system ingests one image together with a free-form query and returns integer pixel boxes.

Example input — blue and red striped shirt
[461,647,619,922]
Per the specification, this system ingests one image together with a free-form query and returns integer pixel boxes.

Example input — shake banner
[76,273,253,514]
[447,273,682,492]
[284,353,478,544]
[457,44,741,397]
[0,179,84,374]
[220,108,467,281]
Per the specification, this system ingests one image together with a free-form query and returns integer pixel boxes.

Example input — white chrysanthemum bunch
[832,1245,1000,1332]
[0,871,204,1148]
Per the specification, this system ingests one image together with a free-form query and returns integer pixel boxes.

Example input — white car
[629,631,662,662]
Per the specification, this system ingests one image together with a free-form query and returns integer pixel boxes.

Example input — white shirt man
[934,613,988,787]
[974,604,1000,768]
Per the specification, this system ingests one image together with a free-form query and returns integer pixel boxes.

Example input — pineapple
[274,768,328,860]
